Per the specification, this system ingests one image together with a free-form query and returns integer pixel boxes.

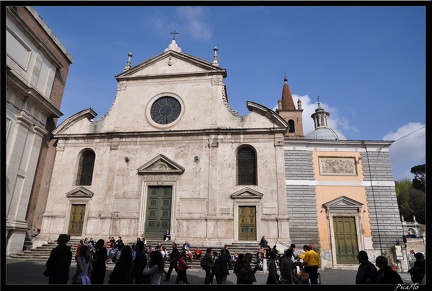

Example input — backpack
[200,255,207,268]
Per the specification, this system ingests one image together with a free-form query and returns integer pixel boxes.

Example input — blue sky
[33,5,426,181]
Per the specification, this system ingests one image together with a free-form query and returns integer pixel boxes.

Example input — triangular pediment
[65,187,94,198]
[230,187,263,199]
[323,196,363,212]
[137,154,185,175]
[116,50,226,80]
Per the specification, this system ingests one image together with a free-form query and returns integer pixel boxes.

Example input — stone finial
[123,52,132,71]
[212,47,219,67]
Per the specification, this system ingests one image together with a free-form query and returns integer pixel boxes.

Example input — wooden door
[68,204,85,236]
[238,206,256,241]
[145,186,172,239]
[333,216,358,264]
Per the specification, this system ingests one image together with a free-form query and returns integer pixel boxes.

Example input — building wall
[5,6,72,255]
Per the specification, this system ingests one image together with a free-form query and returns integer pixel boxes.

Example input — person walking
[164,242,180,282]
[409,252,425,284]
[233,253,244,284]
[237,252,259,284]
[90,239,108,284]
[142,249,165,284]
[71,244,93,284]
[279,248,295,284]
[203,248,215,284]
[355,250,378,284]
[213,249,230,284]
[132,240,148,284]
[108,245,134,284]
[266,250,280,284]
[224,244,234,270]
[45,234,72,284]
[174,250,191,284]
[300,244,320,284]
[375,255,404,284]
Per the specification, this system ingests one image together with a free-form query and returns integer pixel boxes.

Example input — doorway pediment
[230,187,263,199]
[65,187,94,198]
[137,154,185,175]
[323,196,363,213]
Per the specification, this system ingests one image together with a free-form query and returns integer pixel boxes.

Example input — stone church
[36,39,407,270]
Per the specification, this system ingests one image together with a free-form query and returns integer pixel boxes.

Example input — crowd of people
[355,250,425,285]
[44,233,425,285]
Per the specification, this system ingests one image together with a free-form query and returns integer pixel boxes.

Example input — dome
[305,127,347,140]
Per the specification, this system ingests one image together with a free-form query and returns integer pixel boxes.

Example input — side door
[238,206,257,241]
[68,204,85,236]
[333,216,358,264]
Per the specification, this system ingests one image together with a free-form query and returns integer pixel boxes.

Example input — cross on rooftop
[171,30,179,40]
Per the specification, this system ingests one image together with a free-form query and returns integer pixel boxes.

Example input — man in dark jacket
[376,256,403,284]
[132,240,148,284]
[45,234,72,284]
[213,249,230,284]
[355,250,378,284]
[164,242,180,282]
[91,239,109,284]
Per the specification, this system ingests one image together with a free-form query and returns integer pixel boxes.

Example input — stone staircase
[8,238,82,262]
[8,238,264,269]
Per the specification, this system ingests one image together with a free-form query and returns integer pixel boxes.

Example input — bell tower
[276,76,304,139]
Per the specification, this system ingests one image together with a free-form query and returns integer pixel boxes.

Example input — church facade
[36,39,407,270]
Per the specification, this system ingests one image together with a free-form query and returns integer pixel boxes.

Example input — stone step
[8,239,265,269]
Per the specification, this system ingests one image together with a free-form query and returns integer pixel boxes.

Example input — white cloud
[293,94,357,137]
[177,7,212,41]
[384,122,426,181]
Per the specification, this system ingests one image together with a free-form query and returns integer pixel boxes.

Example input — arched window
[237,146,257,185]
[76,150,95,185]
[288,120,295,133]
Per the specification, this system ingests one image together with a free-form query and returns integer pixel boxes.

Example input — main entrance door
[238,206,256,241]
[333,216,358,264]
[145,186,172,239]
[68,204,85,236]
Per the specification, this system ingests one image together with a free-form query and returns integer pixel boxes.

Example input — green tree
[395,178,426,224]
[409,188,425,224]
[411,164,426,192]
[396,179,413,219]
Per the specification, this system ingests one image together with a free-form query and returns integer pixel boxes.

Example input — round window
[150,96,181,124]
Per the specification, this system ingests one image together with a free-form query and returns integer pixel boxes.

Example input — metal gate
[145,186,172,239]
[68,204,85,236]
[238,206,256,241]
[333,216,358,264]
